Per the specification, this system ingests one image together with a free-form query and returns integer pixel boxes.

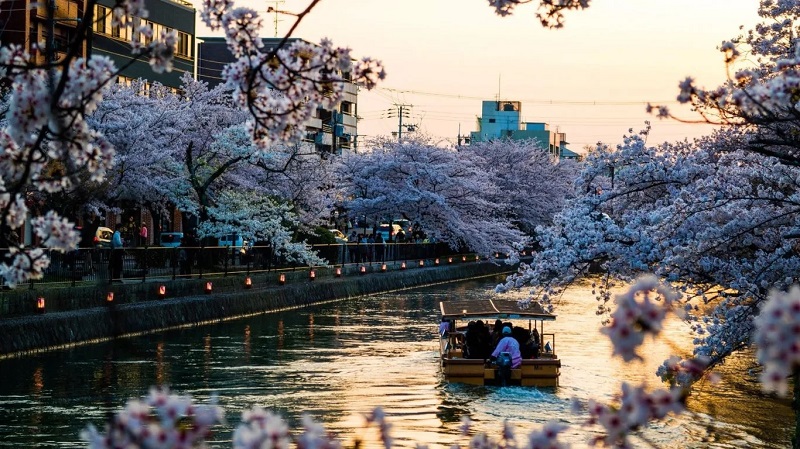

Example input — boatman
[491,326,522,385]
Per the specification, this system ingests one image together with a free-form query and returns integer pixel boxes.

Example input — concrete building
[197,36,358,155]
[0,0,87,64]
[469,100,576,159]
[91,0,195,90]
[0,0,196,90]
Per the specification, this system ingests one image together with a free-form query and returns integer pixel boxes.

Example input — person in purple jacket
[491,326,522,386]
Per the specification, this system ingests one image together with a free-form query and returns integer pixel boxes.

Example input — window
[143,21,154,45]
[93,5,109,35]
[176,31,191,58]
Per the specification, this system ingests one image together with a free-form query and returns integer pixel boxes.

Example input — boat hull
[442,357,560,387]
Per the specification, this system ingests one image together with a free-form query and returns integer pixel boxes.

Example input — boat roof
[440,299,556,321]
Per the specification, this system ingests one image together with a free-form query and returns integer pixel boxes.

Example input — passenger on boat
[529,327,540,358]
[491,319,504,347]
[490,326,522,369]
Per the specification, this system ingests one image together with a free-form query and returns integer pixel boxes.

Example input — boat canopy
[440,299,556,321]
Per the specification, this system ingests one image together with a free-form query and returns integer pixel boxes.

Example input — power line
[372,86,679,106]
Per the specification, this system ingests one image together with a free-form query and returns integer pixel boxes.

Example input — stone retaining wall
[0,262,512,357]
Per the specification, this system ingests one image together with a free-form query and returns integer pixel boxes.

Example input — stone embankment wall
[0,262,513,357]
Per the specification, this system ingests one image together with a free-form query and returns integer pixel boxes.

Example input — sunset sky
[195,0,763,152]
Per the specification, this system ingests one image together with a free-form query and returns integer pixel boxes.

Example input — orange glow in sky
[196,0,762,152]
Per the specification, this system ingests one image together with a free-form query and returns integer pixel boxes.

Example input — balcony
[35,0,81,25]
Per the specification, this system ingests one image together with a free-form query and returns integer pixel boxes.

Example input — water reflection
[0,277,792,448]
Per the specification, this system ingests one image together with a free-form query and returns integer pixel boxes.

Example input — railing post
[141,246,147,283]
[172,247,177,280]
[224,246,229,277]
[71,250,76,287]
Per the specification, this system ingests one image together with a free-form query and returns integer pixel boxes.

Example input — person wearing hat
[489,325,522,386]
[491,326,522,369]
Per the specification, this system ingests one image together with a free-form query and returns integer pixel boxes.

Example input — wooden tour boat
[439,298,561,387]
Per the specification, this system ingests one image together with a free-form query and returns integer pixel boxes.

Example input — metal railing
[11,241,469,288]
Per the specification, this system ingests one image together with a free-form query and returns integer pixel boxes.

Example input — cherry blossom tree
[461,139,579,235]
[336,136,530,257]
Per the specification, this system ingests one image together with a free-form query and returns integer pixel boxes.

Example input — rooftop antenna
[267,0,285,37]
[498,74,501,101]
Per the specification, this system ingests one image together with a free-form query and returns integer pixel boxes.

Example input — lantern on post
[36,296,45,314]
[381,263,387,272]
[244,277,252,289]
[158,285,166,299]
[278,273,286,285]
[205,282,213,294]
[401,262,407,270]
[106,292,114,303]
[462,256,467,262]
[309,270,316,281]
[360,266,367,275]
[336,267,342,277]
[448,257,453,264]
[435,258,440,265]
[418,260,424,267]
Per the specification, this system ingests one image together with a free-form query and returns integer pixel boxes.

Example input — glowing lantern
[401,262,407,270]
[158,285,166,299]
[279,273,286,285]
[205,282,213,294]
[360,266,367,275]
[106,292,114,303]
[244,277,252,289]
[435,258,440,265]
[476,255,480,261]
[419,260,424,267]
[336,267,342,277]
[381,263,387,272]
[462,256,467,262]
[36,297,45,314]
[448,257,453,264]
[309,270,316,281]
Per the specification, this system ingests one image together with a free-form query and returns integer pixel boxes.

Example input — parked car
[159,232,184,248]
[93,226,113,248]
[329,229,347,243]
[376,223,401,242]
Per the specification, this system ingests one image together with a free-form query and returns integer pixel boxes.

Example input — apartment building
[0,0,196,90]
[469,100,578,160]
[91,0,195,89]
[197,36,358,154]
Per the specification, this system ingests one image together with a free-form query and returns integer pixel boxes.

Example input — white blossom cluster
[579,382,684,448]
[601,275,680,362]
[754,285,800,396]
[81,387,225,449]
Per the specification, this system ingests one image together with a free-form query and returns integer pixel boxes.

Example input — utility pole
[388,104,411,140]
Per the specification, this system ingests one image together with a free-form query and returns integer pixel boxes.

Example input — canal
[0,277,792,448]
